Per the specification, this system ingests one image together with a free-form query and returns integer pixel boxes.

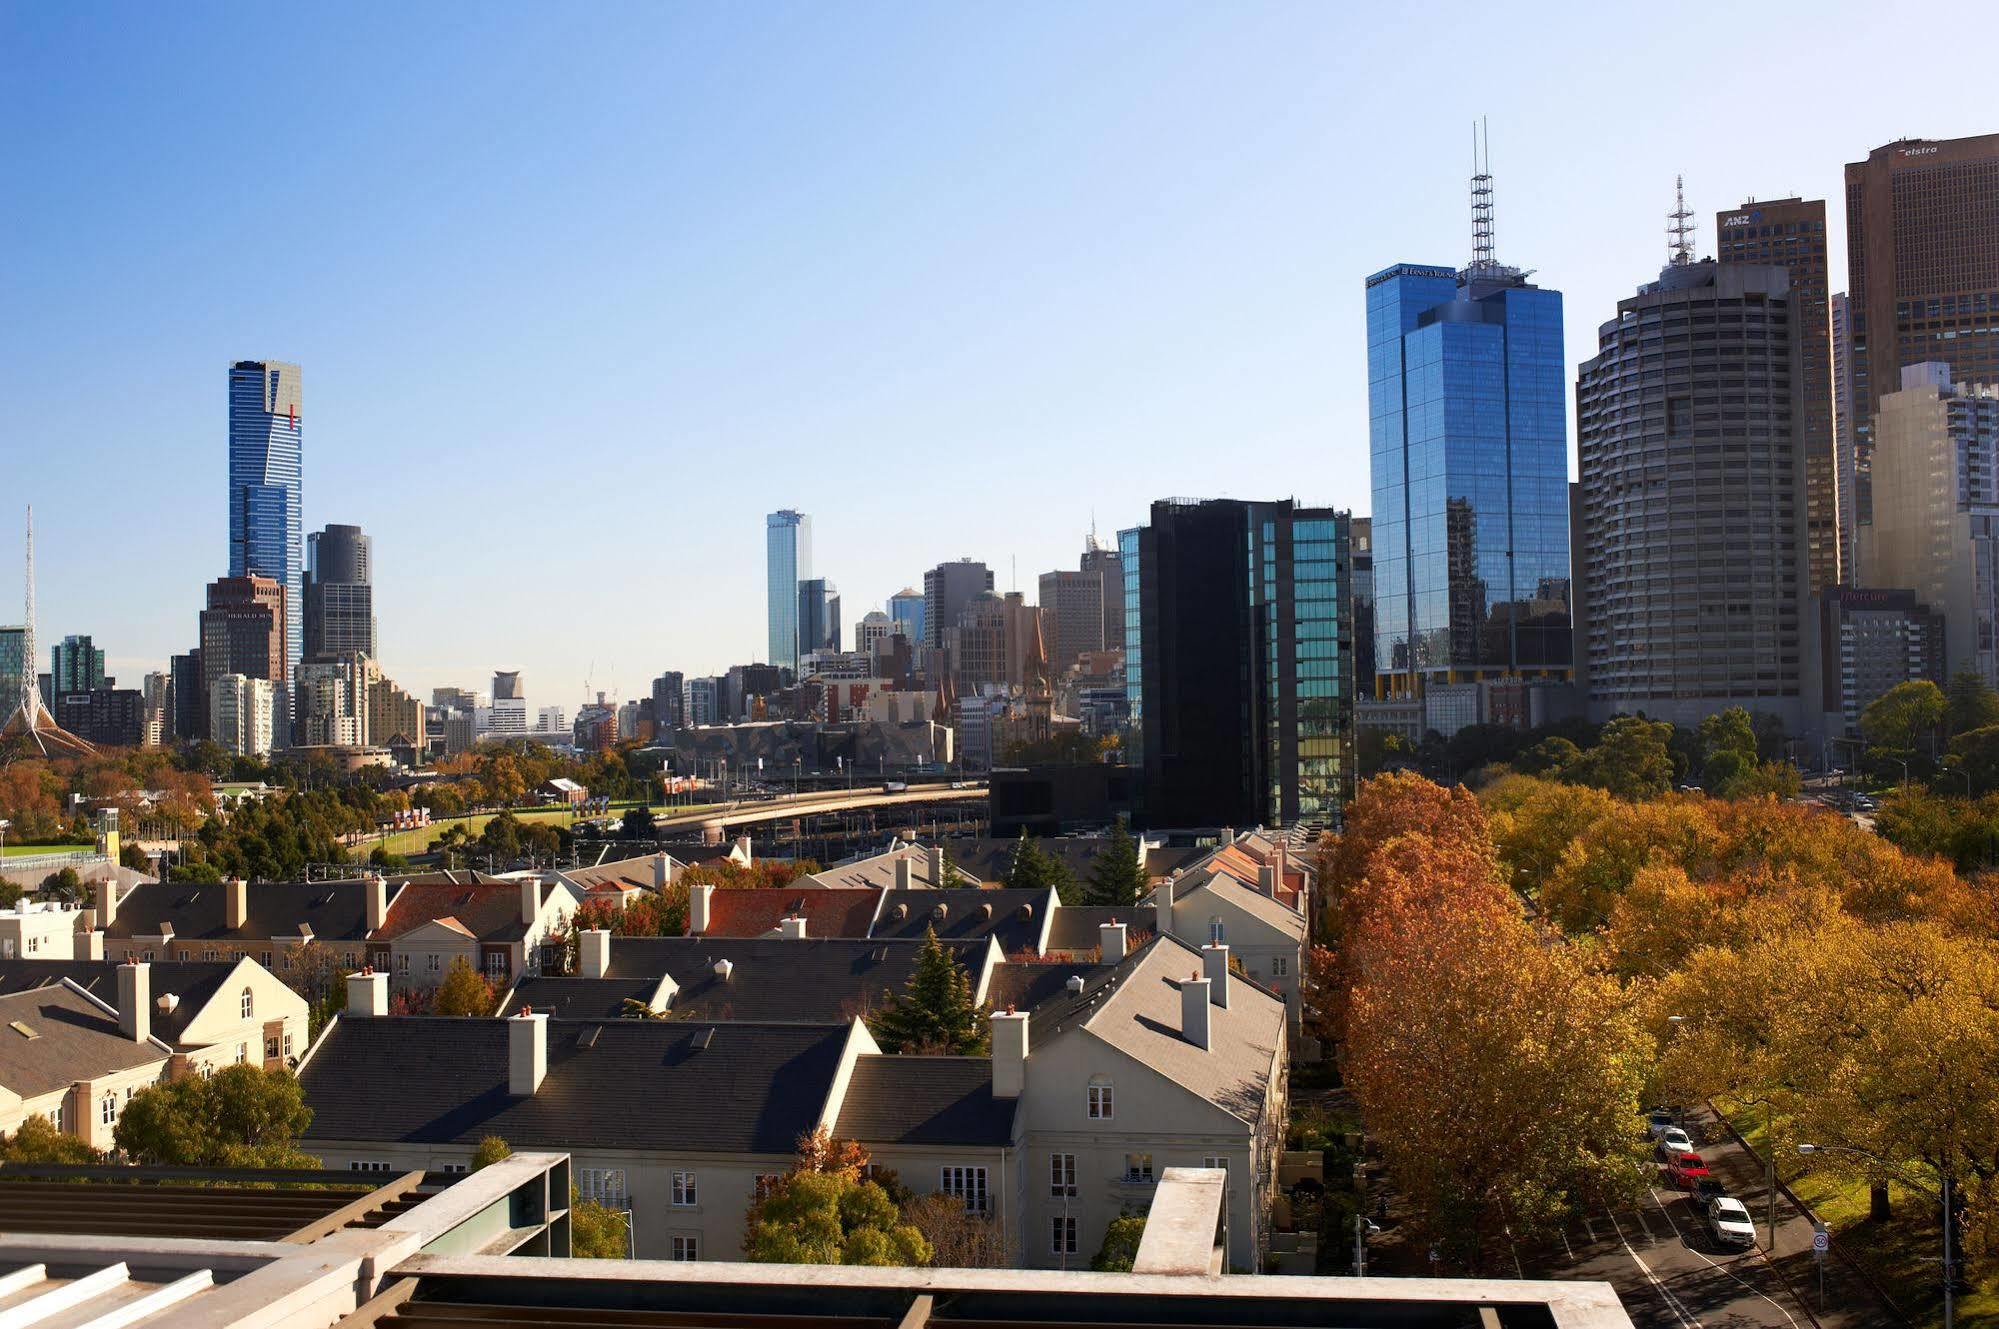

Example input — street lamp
[1798,1143,1955,1329]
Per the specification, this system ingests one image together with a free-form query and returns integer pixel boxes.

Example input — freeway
[647,782,987,833]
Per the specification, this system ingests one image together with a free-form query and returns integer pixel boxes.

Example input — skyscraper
[766,510,811,672]
[1576,247,1810,731]
[1365,152,1570,702]
[198,575,286,732]
[1128,498,1354,830]
[923,560,993,650]
[650,671,685,732]
[48,634,106,695]
[1718,197,1839,592]
[888,587,925,645]
[797,578,841,657]
[1831,292,1858,579]
[303,523,375,661]
[1037,567,1105,674]
[228,360,304,733]
[1080,534,1124,652]
[1843,134,1999,539]
[0,626,23,712]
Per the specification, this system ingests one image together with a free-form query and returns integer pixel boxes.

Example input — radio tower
[1469,118,1496,274]
[1668,175,1697,266]
[2,506,97,756]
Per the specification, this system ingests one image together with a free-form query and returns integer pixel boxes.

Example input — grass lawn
[1717,1096,1997,1328]
[1,842,93,858]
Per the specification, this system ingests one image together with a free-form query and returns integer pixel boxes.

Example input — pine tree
[1082,821,1144,907]
[1006,830,1078,903]
[870,925,987,1054]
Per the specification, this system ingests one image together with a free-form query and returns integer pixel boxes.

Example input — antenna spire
[1668,175,1696,266]
[3,504,96,756]
[1469,117,1496,273]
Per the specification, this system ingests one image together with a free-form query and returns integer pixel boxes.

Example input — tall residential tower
[765,510,811,674]
[303,524,375,661]
[228,360,303,740]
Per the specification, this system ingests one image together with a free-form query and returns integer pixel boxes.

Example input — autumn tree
[572,1187,631,1257]
[870,926,986,1054]
[1081,820,1144,906]
[744,1131,930,1266]
[433,959,497,1017]
[114,1065,317,1167]
[902,1191,1009,1267]
[1945,670,1999,739]
[472,1135,513,1169]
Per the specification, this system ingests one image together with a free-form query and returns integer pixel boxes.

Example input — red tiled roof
[1208,845,1304,910]
[373,882,534,942]
[693,887,881,939]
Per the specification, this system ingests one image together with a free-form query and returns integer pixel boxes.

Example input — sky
[2,0,1991,707]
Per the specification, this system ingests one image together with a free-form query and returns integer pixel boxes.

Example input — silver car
[1707,1196,1757,1248]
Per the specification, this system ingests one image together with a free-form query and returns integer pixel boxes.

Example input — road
[647,782,987,833]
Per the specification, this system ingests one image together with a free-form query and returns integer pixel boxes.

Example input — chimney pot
[95,877,119,930]
[689,882,714,935]
[580,928,611,979]
[653,853,671,889]
[894,857,913,891]
[1155,878,1175,938]
[713,958,734,981]
[365,875,389,932]
[510,1010,548,1096]
[1180,974,1212,1050]
[778,914,808,941]
[991,1009,1029,1098]
[117,961,151,1043]
[347,969,389,1017]
[925,845,944,884]
[1098,921,1128,964]
[519,879,540,928]
[1202,943,1231,1008]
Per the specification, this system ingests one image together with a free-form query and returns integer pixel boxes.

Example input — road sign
[1812,1229,1829,1258]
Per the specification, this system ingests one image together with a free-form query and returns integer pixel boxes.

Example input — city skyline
[4,2,1992,702]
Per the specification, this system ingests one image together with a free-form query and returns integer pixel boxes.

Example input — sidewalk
[1686,1103,1902,1329]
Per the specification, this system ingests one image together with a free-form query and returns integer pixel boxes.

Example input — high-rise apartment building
[1080,535,1124,652]
[650,671,685,732]
[1831,292,1859,579]
[1128,498,1354,829]
[887,587,925,646]
[1365,252,1570,700]
[1860,362,1999,687]
[142,671,171,747]
[295,654,371,748]
[1718,197,1839,592]
[0,626,22,711]
[198,575,286,737]
[1350,516,1375,691]
[797,578,841,657]
[366,673,424,748]
[1576,256,1810,730]
[684,676,720,727]
[303,524,375,661]
[766,510,812,672]
[1843,134,1999,538]
[48,634,106,696]
[170,650,203,741]
[228,360,304,729]
[923,560,993,651]
[210,674,275,757]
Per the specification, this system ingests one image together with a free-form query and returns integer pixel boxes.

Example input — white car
[1655,1126,1694,1158]
[1707,1196,1757,1248]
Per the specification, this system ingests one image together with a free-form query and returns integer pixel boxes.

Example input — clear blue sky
[3,1,1989,705]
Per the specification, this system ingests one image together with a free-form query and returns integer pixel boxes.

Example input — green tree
[1562,715,1675,801]
[39,866,82,902]
[1513,736,1581,778]
[114,1065,317,1167]
[471,1135,513,1170]
[744,1171,931,1266]
[1945,670,1999,738]
[870,925,986,1054]
[1946,726,1999,797]
[620,806,654,839]
[2,1114,101,1163]
[433,959,496,1017]
[1090,1215,1147,1271]
[1005,831,1076,901]
[1860,679,1946,766]
[1082,821,1144,907]
[572,1185,631,1257]
[1696,707,1759,794]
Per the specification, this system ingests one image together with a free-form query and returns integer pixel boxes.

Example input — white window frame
[670,1235,699,1262]
[426,953,441,974]
[349,1160,393,1173]
[235,1042,249,1064]
[1270,956,1289,978]
[939,1165,988,1215]
[1123,1152,1154,1183]
[580,1167,629,1207]
[1087,1082,1113,1120]
[1202,1155,1230,1172]
[100,1093,117,1126]
[241,987,254,1018]
[671,1170,698,1207]
[1050,1152,1077,1197]
[1051,1214,1078,1256]
[396,954,410,974]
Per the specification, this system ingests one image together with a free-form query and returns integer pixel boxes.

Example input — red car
[1664,1153,1710,1190]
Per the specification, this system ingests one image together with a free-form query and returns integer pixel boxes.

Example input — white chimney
[689,883,714,935]
[1180,973,1212,1050]
[1257,864,1277,898]
[1099,921,1127,963]
[1155,877,1175,938]
[580,928,611,979]
[510,1009,548,1096]
[365,875,389,932]
[117,959,150,1043]
[991,1008,1028,1098]
[347,968,389,1017]
[519,879,541,927]
[226,877,249,930]
[1219,827,1235,847]
[713,958,734,982]
[735,834,753,861]
[926,845,944,885]
[653,853,671,889]
[84,930,105,961]
[779,914,808,941]
[96,877,119,930]
[1202,943,1231,1009]
[894,857,913,891]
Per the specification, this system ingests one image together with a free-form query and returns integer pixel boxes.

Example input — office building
[199,575,286,741]
[1844,134,1999,537]
[1118,526,1144,759]
[141,671,171,746]
[650,671,685,732]
[482,671,527,737]
[534,705,566,735]
[1039,568,1106,674]
[228,360,304,723]
[1365,185,1570,701]
[1576,249,1811,731]
[0,626,25,709]
[303,523,375,660]
[947,592,1010,693]
[766,510,811,672]
[1718,197,1839,592]
[49,687,145,748]
[854,610,895,656]
[1128,498,1354,829]
[1816,588,1946,737]
[797,577,841,656]
[433,685,480,711]
[685,676,720,726]
[170,649,203,741]
[210,674,275,756]
[888,586,925,645]
[923,559,993,650]
[1861,363,1999,686]
[493,671,522,701]
[1832,291,1858,579]
[1081,533,1124,651]
[48,634,107,696]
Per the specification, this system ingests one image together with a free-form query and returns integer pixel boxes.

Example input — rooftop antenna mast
[1668,175,1697,266]
[1469,117,1496,273]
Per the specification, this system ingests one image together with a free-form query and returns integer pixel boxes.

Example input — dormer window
[1087,1079,1114,1120]
[240,987,254,1019]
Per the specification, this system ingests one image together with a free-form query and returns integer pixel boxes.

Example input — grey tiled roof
[867,889,1051,954]
[833,1055,1016,1146]
[498,976,670,1022]
[0,959,242,1046]
[0,984,165,1099]
[604,936,988,1024]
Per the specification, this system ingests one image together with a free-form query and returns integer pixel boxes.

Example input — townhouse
[0,974,170,1149]
[0,956,309,1075]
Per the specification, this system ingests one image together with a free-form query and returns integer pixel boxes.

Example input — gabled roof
[373,881,557,943]
[0,983,166,1098]
[867,889,1051,954]
[0,959,242,1046]
[603,936,988,1023]
[1024,942,1154,1046]
[562,853,663,896]
[833,1055,1016,1146]
[984,961,1098,1017]
[939,836,1112,887]
[808,846,973,890]
[299,1016,850,1154]
[498,976,669,1022]
[1040,905,1152,956]
[695,888,882,939]
[1164,868,1307,940]
[104,879,377,944]
[1206,842,1306,910]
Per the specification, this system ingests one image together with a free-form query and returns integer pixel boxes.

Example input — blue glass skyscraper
[1366,253,1571,698]
[228,359,303,732]
[766,510,811,673]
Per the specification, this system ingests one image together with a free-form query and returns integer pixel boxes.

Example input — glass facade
[1248,513,1350,824]
[0,626,23,708]
[765,510,811,671]
[1118,525,1143,764]
[49,633,106,695]
[228,360,303,709]
[1366,265,1571,696]
[888,588,925,646]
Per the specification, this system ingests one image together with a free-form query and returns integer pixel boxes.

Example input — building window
[349,1160,392,1172]
[396,954,410,973]
[261,951,271,966]
[1208,917,1225,945]
[142,950,154,962]
[235,1042,249,1064]
[284,1032,294,1058]
[265,1034,280,1060]
[672,1170,698,1207]
[100,1093,117,1126]
[241,987,254,1019]
[439,1163,468,1175]
[206,949,220,963]
[939,1166,988,1214]
[426,954,441,974]
[1050,1152,1077,1197]
[670,1235,698,1262]
[484,951,508,980]
[580,1168,628,1208]
[1123,1153,1154,1183]
[1087,1081,1114,1120]
[1269,956,1289,978]
[1203,1156,1229,1173]
[1051,1215,1078,1256]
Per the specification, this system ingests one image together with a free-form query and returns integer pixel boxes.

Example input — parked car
[1693,1176,1727,1203]
[1665,1153,1711,1191]
[1707,1196,1757,1247]
[1644,1110,1675,1140]
[1655,1126,1694,1158]
[1853,795,1877,812]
